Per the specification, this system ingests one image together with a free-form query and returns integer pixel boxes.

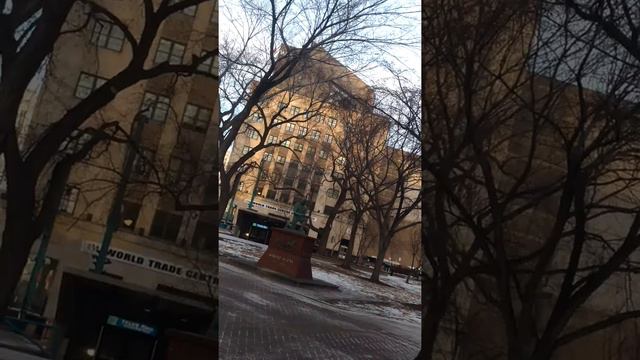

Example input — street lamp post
[247,158,266,210]
[93,114,147,273]
[224,193,236,226]
[19,230,52,318]
[220,191,236,229]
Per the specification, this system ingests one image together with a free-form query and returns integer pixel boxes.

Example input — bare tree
[357,118,421,282]
[420,0,640,359]
[0,0,217,315]
[217,0,414,221]
[407,227,421,283]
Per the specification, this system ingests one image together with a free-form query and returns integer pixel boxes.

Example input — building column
[134,193,160,236]
[177,211,200,248]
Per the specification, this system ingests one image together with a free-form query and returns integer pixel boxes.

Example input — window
[266,189,277,200]
[59,186,79,214]
[314,115,324,123]
[90,19,125,51]
[167,156,191,184]
[121,202,141,229]
[336,156,345,165]
[323,205,335,215]
[280,191,290,203]
[323,134,332,144]
[170,0,197,16]
[242,146,251,155]
[298,126,308,136]
[154,38,185,64]
[310,130,320,141]
[306,146,316,157]
[284,123,295,133]
[246,127,258,140]
[193,220,217,250]
[326,117,338,128]
[183,104,211,130]
[319,149,328,159]
[197,52,218,75]
[290,106,300,116]
[141,92,171,122]
[150,210,182,241]
[263,152,273,162]
[276,155,286,164]
[238,181,245,192]
[282,139,290,148]
[297,179,307,192]
[294,142,304,152]
[283,177,294,187]
[267,135,278,144]
[249,113,262,123]
[75,73,106,99]
[61,129,92,154]
[327,189,340,199]
[278,102,287,111]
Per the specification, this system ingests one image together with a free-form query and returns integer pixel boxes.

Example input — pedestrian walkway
[219,261,420,360]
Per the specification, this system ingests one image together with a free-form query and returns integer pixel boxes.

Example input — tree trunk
[406,255,415,284]
[316,188,347,255]
[218,183,231,225]
[0,212,37,315]
[421,292,452,360]
[370,234,388,282]
[341,211,362,269]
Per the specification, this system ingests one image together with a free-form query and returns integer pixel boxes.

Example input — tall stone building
[223,49,421,269]
[6,1,219,359]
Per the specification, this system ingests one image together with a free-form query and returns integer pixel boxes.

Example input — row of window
[274,104,338,128]
[90,21,217,74]
[61,182,338,218]
[169,0,217,19]
[245,121,333,144]
[282,123,333,143]
[243,181,338,201]
[154,38,218,75]
[59,191,215,247]
[75,73,212,130]
[91,2,216,52]
[241,143,331,162]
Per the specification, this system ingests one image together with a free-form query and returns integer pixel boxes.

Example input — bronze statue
[287,199,309,232]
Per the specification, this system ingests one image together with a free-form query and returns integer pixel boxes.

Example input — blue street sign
[106,315,157,336]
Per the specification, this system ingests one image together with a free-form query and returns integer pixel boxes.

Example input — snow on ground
[219,233,266,261]
[219,232,421,324]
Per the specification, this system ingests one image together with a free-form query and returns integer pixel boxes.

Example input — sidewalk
[219,260,420,359]
[219,233,421,324]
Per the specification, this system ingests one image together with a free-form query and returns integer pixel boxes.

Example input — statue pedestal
[256,228,314,280]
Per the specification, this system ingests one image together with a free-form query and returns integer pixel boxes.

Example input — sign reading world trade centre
[81,241,217,285]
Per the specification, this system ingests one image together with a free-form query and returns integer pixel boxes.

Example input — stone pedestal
[256,228,314,280]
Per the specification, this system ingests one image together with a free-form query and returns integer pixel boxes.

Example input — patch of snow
[219,233,422,325]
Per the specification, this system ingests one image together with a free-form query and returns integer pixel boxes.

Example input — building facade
[223,50,421,269]
[7,1,219,359]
